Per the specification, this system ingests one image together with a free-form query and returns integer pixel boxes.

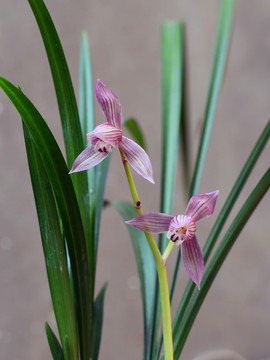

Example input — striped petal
[126,212,173,233]
[119,136,154,183]
[69,145,108,173]
[185,190,219,223]
[181,235,204,289]
[96,79,122,129]
[87,123,122,146]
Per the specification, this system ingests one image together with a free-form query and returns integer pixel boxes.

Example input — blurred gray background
[0,0,269,359]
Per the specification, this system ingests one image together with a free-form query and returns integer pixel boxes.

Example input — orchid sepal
[185,190,219,223]
[69,145,109,173]
[119,136,154,184]
[96,79,122,129]
[125,212,173,233]
[181,235,204,289]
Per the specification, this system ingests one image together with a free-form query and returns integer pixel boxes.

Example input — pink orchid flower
[126,191,219,289]
[69,79,154,183]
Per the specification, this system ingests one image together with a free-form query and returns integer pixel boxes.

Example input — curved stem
[119,149,173,360]
[162,241,175,264]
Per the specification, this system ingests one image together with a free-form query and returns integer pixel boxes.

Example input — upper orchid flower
[126,191,219,289]
[69,79,154,183]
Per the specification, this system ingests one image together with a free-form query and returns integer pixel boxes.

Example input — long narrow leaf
[24,125,78,360]
[27,0,84,169]
[154,22,184,359]
[173,168,270,358]
[172,120,270,341]
[0,77,92,360]
[78,31,97,299]
[189,0,235,197]
[92,282,109,360]
[27,0,90,283]
[160,22,183,242]
[79,31,95,215]
[178,23,190,194]
[113,201,156,360]
[79,32,95,145]
[45,322,65,360]
[79,33,111,296]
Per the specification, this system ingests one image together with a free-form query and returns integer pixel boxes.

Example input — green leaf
[94,156,111,262]
[79,32,95,145]
[173,168,270,358]
[172,120,270,344]
[178,24,190,194]
[27,0,90,282]
[27,0,83,168]
[23,125,78,360]
[78,32,111,299]
[79,31,95,211]
[160,21,183,230]
[123,117,147,151]
[190,0,235,197]
[0,77,92,360]
[113,201,156,360]
[92,282,109,360]
[154,22,184,359]
[45,322,65,360]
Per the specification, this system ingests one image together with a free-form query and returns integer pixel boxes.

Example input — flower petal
[87,123,122,146]
[181,235,204,289]
[185,190,219,223]
[119,136,154,183]
[69,145,108,173]
[125,212,173,233]
[96,79,122,129]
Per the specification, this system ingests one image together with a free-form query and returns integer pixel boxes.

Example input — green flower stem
[162,241,175,264]
[119,149,173,360]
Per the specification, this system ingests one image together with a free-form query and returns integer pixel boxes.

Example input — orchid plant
[1,0,269,360]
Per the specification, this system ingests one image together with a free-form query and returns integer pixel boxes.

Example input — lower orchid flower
[69,79,154,183]
[126,191,219,289]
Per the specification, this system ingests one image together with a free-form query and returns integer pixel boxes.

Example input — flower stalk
[119,149,174,360]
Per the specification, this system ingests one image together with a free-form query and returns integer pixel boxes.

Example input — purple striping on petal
[125,212,173,233]
[69,145,109,173]
[90,123,122,146]
[87,131,99,145]
[119,136,154,183]
[69,79,155,184]
[126,190,218,288]
[181,235,204,289]
[96,79,122,129]
[185,190,219,223]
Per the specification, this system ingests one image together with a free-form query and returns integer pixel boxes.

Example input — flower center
[94,140,113,153]
[167,215,196,245]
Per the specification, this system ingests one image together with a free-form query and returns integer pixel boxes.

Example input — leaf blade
[0,77,92,360]
[173,168,270,358]
[23,125,78,360]
[27,1,91,308]
[92,282,109,360]
[189,0,235,197]
[172,120,270,345]
[45,322,65,360]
